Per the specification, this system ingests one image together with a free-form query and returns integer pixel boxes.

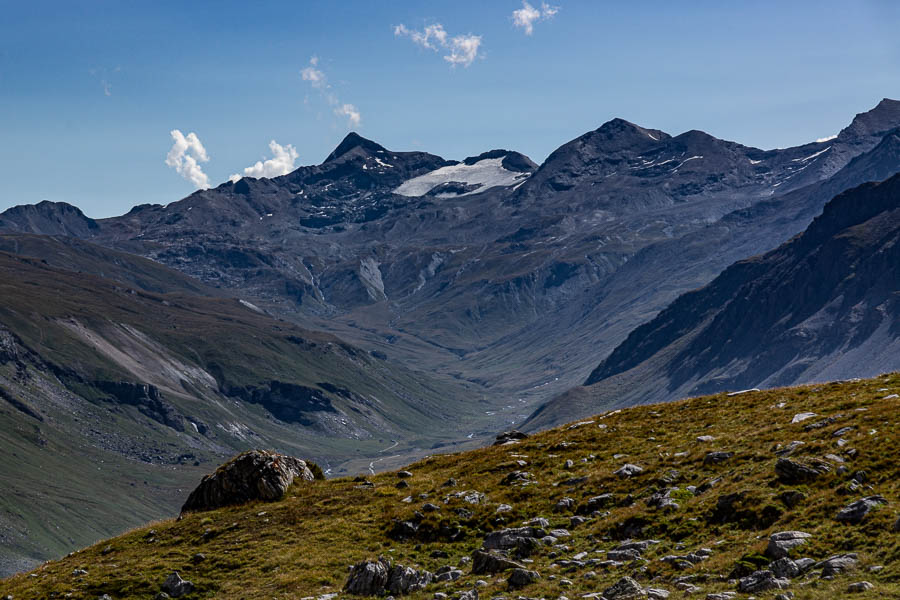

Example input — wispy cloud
[229,140,299,182]
[165,130,210,189]
[300,56,362,128]
[512,1,558,35]
[394,23,483,68]
[335,104,362,128]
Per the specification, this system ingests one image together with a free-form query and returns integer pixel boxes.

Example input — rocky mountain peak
[839,97,900,140]
[325,132,389,163]
[0,200,99,237]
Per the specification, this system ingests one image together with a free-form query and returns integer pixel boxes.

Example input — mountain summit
[324,131,390,162]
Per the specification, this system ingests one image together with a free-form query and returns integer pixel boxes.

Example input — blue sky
[1,1,899,217]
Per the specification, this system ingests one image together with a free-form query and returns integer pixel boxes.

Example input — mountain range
[1,98,900,574]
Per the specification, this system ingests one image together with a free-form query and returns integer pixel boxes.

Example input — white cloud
[512,1,559,35]
[165,130,210,189]
[335,104,362,127]
[229,140,299,182]
[300,56,362,128]
[394,22,483,68]
[301,56,327,89]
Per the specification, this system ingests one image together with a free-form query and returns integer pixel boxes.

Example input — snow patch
[239,299,264,314]
[816,134,837,143]
[793,146,831,163]
[394,157,529,197]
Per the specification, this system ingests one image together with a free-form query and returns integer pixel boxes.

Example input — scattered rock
[775,458,829,484]
[181,450,316,513]
[500,471,533,486]
[737,570,790,593]
[847,581,874,593]
[818,553,859,577]
[614,464,643,478]
[161,572,195,598]
[696,435,716,442]
[397,471,413,478]
[602,576,645,599]
[507,568,540,589]
[778,490,806,509]
[396,480,410,490]
[483,526,546,556]
[766,531,812,559]
[471,550,525,574]
[646,589,670,599]
[893,515,900,532]
[494,431,528,445]
[554,497,575,512]
[791,413,816,424]
[769,557,800,579]
[703,451,734,465]
[496,503,513,513]
[457,590,478,600]
[835,495,887,524]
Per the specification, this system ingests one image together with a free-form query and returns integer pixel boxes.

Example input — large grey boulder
[181,450,316,513]
[765,531,812,559]
[161,572,194,598]
[835,495,887,524]
[737,570,790,593]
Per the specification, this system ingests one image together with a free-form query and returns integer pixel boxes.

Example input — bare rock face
[181,450,316,513]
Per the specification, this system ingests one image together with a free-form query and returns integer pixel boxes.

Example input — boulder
[614,464,644,478]
[769,557,800,579]
[818,553,858,577]
[737,570,790,593]
[602,576,645,599]
[161,572,194,598]
[847,581,874,593]
[471,550,525,574]
[835,495,887,524]
[775,458,828,484]
[387,564,433,595]
[345,558,433,596]
[494,430,528,445]
[181,450,316,513]
[507,568,540,589]
[766,531,812,559]
[482,526,546,557]
[703,451,734,465]
[345,559,389,596]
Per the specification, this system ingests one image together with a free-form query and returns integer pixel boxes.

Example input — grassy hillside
[4,374,898,598]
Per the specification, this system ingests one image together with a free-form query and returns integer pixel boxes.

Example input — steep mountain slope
[4,375,899,599]
[527,172,900,431]
[0,247,482,574]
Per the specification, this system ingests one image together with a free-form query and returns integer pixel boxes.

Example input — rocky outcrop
[181,450,317,513]
[344,557,432,596]
[95,381,185,431]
